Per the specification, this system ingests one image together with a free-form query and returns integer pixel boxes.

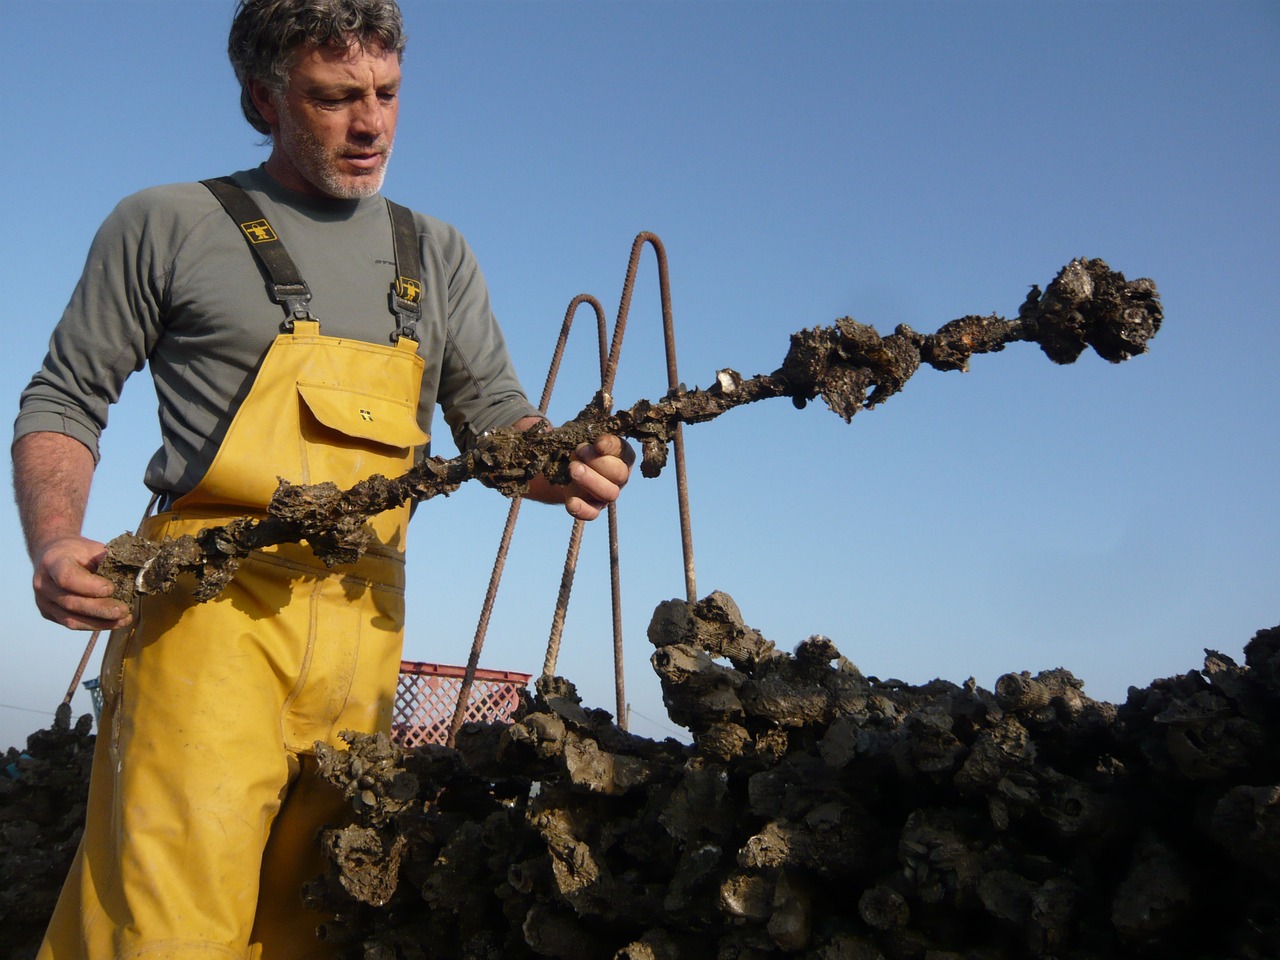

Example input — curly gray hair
[228,0,407,134]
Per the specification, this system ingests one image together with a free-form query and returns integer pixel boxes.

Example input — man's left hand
[516,417,636,520]
[562,434,635,520]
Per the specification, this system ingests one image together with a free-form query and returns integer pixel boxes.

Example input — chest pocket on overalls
[297,378,428,485]
[190,178,430,545]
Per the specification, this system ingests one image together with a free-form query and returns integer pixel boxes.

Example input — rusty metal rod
[61,494,159,711]
[96,260,1161,615]
[62,630,102,707]
[542,296,610,680]
[447,295,606,746]
[606,233,697,602]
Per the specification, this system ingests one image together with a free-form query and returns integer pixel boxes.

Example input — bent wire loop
[445,232,697,745]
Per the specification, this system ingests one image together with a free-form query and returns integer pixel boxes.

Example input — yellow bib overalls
[40,182,428,960]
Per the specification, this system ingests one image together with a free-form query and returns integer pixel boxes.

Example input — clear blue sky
[2,0,1276,750]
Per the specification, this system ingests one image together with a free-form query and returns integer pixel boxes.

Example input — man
[12,2,633,957]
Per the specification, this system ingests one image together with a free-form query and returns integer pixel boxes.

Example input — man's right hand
[31,534,132,631]
[13,431,131,632]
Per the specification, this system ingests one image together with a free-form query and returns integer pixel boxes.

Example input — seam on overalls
[287,333,422,362]
[324,586,363,749]
[295,378,419,409]
[244,549,405,596]
[295,391,310,484]
[278,579,323,755]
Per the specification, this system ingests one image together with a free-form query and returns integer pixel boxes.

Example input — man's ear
[248,78,281,128]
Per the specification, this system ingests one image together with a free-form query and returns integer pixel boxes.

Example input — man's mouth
[344,155,382,170]
[341,148,387,171]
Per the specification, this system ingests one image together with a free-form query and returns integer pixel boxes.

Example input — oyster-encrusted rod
[96,258,1160,604]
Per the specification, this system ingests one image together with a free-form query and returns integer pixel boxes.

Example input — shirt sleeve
[431,227,539,450]
[13,191,169,460]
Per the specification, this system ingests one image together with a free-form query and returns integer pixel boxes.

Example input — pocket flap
[298,381,429,449]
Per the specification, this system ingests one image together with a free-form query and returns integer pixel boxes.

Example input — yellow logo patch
[240,219,277,244]
[395,277,422,303]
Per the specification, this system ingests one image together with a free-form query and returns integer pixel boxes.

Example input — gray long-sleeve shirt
[15,167,538,497]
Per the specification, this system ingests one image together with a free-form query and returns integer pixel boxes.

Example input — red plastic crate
[392,660,531,748]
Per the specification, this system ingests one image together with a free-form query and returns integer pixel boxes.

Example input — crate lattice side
[392,661,530,748]
[81,663,526,748]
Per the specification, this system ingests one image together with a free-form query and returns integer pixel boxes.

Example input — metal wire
[448,233,698,742]
[62,492,161,709]
[542,296,610,683]
[447,295,608,746]
[604,232,697,603]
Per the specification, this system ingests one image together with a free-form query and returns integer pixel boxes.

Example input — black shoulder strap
[201,176,314,329]
[203,177,424,342]
[386,199,422,343]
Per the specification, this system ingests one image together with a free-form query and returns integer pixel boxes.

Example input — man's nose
[349,95,388,139]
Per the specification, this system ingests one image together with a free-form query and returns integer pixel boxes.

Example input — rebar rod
[541,296,610,682]
[448,295,607,746]
[606,233,698,602]
[93,259,1161,609]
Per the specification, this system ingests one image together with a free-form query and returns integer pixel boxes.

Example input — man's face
[253,41,401,199]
